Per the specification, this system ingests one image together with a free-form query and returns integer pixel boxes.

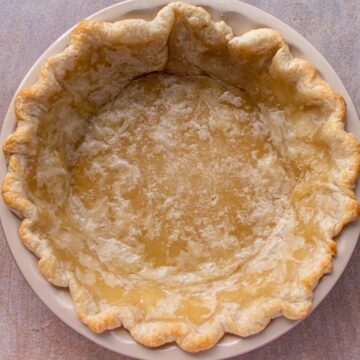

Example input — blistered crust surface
[2,2,360,352]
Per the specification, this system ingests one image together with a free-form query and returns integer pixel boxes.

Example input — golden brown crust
[2,2,360,352]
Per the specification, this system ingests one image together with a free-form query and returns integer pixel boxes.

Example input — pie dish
[2,1,360,353]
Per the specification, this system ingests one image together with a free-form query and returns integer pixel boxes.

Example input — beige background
[0,1,359,359]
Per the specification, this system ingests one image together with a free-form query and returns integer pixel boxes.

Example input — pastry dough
[3,2,360,352]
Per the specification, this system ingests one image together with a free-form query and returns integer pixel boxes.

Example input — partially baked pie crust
[3,2,360,352]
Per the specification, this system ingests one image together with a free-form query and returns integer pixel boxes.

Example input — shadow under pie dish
[2,1,360,353]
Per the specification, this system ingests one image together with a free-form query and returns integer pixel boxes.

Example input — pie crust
[3,2,360,352]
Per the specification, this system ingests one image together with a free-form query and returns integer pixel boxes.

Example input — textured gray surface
[0,1,359,359]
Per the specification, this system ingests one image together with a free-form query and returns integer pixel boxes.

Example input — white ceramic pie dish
[1,0,359,359]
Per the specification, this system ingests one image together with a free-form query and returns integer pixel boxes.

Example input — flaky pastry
[3,2,360,352]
